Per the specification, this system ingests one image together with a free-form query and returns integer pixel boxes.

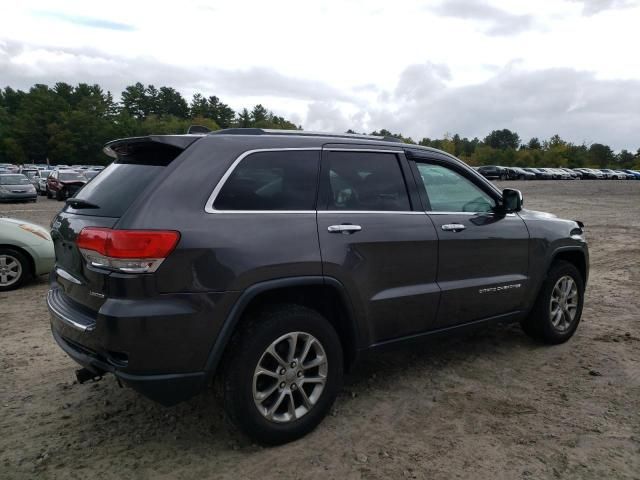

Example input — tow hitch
[75,368,103,384]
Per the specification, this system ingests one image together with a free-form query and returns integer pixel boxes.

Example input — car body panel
[0,217,55,275]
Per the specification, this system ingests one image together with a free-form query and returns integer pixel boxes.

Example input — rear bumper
[47,283,236,405]
[51,327,206,405]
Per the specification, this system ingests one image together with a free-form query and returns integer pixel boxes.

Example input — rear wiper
[65,198,99,209]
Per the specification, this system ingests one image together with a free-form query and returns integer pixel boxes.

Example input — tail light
[77,227,180,273]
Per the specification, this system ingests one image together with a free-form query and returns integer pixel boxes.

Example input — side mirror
[502,188,523,212]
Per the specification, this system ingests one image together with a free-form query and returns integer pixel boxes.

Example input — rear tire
[0,248,31,291]
[521,261,584,344]
[222,304,343,445]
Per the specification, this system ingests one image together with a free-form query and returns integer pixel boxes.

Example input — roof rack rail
[209,128,405,143]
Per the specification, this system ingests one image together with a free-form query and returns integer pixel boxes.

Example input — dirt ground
[1,180,639,480]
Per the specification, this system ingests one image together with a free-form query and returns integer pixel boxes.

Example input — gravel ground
[1,180,639,479]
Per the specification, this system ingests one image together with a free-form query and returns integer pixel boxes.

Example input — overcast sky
[1,0,639,149]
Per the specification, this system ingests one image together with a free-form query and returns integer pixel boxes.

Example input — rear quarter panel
[117,136,324,294]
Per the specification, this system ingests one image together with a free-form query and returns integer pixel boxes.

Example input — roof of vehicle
[103,128,450,160]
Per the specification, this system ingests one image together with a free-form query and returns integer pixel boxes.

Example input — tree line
[1,82,638,169]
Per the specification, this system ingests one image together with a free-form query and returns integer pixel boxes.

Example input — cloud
[430,0,535,35]
[0,41,350,105]
[1,41,639,149]
[367,64,640,149]
[33,11,136,31]
[569,0,639,15]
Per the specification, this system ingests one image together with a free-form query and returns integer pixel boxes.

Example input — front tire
[521,260,584,344]
[0,248,31,291]
[222,304,343,445]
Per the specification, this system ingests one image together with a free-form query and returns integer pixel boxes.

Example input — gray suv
[48,129,589,444]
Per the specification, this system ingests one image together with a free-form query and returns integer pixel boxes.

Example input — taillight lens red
[77,228,180,259]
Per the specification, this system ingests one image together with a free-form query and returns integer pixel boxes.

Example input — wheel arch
[550,247,588,286]
[204,276,361,381]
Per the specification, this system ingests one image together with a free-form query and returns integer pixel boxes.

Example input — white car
[0,217,55,290]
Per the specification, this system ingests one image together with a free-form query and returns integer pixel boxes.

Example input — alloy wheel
[252,331,328,423]
[0,254,23,287]
[549,275,579,332]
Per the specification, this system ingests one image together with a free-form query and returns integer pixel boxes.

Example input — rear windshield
[67,142,183,217]
[0,175,30,185]
[59,172,87,182]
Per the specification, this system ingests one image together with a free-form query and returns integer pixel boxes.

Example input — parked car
[622,169,640,180]
[598,169,624,179]
[559,168,581,179]
[477,165,508,179]
[574,168,602,179]
[523,167,552,179]
[615,170,635,180]
[36,170,53,195]
[48,129,589,445]
[19,168,40,187]
[0,174,37,202]
[46,170,87,200]
[0,217,54,291]
[83,170,101,181]
[506,167,536,180]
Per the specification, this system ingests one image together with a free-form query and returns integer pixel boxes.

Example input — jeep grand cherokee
[48,129,588,444]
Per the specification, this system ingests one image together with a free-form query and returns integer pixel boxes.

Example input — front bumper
[0,191,37,201]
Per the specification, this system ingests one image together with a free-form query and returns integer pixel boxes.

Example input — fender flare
[203,275,360,379]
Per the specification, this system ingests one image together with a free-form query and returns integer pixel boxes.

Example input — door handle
[441,223,466,232]
[328,224,362,234]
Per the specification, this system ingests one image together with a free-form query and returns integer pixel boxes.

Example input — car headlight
[19,224,51,241]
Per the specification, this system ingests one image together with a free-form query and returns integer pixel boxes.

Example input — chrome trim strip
[426,211,516,216]
[204,148,321,214]
[47,290,93,332]
[323,148,402,153]
[55,267,81,285]
[319,210,424,215]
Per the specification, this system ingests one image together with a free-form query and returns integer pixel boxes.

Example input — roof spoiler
[103,135,202,159]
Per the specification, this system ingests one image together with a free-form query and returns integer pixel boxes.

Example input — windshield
[23,171,38,179]
[0,175,31,185]
[59,172,86,182]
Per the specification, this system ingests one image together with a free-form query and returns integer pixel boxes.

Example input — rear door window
[213,150,320,211]
[323,151,411,211]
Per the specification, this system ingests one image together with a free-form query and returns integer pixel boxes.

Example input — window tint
[70,143,184,217]
[416,163,495,212]
[214,150,319,211]
[325,152,410,211]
